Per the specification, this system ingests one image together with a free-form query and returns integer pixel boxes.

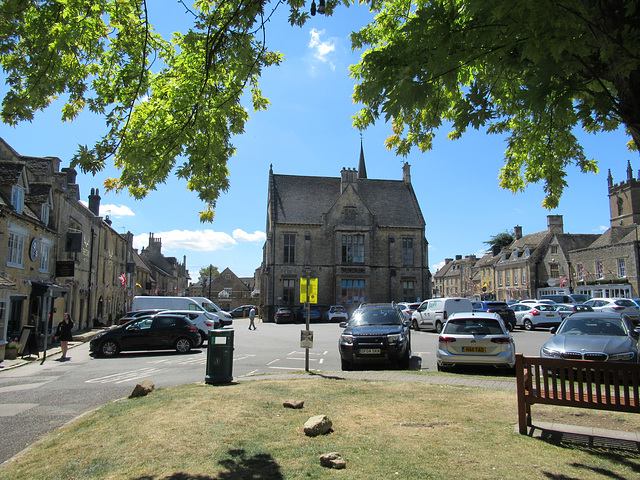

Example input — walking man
[248,307,257,330]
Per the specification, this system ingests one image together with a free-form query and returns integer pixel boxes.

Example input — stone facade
[259,149,429,322]
[192,267,255,311]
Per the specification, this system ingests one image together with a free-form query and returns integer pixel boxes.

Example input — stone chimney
[547,215,564,234]
[61,167,77,185]
[491,245,501,256]
[514,226,522,240]
[341,168,358,193]
[403,162,411,185]
[445,258,453,264]
[88,188,101,216]
[455,255,462,261]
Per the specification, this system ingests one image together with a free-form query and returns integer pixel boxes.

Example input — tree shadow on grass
[131,449,283,480]
[538,441,640,480]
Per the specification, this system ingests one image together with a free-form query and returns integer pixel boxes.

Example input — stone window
[282,278,295,304]
[402,238,414,266]
[283,234,295,264]
[618,258,626,278]
[39,240,52,273]
[402,280,415,301]
[576,263,584,282]
[341,279,365,304]
[7,228,27,267]
[596,261,604,279]
[11,184,24,214]
[549,263,560,278]
[550,245,558,254]
[342,234,364,264]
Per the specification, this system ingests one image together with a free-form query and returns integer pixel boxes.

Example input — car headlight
[609,352,636,361]
[340,333,353,345]
[541,347,562,358]
[387,333,404,344]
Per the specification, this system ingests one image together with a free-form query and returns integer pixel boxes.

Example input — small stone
[320,452,345,469]
[283,400,304,409]
[304,414,333,437]
[129,380,155,398]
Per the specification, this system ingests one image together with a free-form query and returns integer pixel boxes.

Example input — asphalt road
[0,318,554,465]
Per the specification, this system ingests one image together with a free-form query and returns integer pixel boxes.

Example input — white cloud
[308,28,336,70]
[597,225,608,231]
[233,229,266,242]
[431,261,445,273]
[79,201,135,218]
[133,230,237,252]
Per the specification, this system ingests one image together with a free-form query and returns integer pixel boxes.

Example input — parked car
[118,309,167,325]
[397,302,421,322]
[156,310,219,346]
[275,307,296,324]
[338,303,411,370]
[541,294,592,304]
[582,298,640,325]
[300,308,322,322]
[411,297,474,333]
[436,312,516,371]
[228,305,258,318]
[324,305,349,322]
[540,312,639,362]
[554,303,594,320]
[90,314,201,357]
[510,303,562,330]
[471,301,516,331]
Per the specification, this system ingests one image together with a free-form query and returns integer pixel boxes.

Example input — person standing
[248,307,257,330]
[54,313,74,361]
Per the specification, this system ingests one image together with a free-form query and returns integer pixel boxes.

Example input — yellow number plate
[462,346,486,353]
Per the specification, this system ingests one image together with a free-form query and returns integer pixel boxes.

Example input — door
[120,317,153,350]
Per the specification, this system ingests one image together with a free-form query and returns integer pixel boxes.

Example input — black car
[90,314,201,357]
[228,305,259,318]
[118,309,167,325]
[338,303,411,370]
[275,307,296,324]
[472,301,516,331]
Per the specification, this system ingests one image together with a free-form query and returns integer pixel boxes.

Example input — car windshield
[557,317,628,336]
[350,308,401,326]
[486,303,509,309]
[443,318,504,335]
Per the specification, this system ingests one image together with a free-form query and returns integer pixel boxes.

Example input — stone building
[200,267,254,311]
[139,233,189,296]
[259,147,429,322]
[433,255,476,298]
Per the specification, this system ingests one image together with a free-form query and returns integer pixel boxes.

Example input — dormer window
[41,203,50,226]
[11,184,24,214]
[512,250,518,259]
[524,247,531,257]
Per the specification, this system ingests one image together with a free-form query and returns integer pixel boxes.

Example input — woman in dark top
[54,313,74,361]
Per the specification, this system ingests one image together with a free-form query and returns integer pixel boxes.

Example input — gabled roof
[554,233,599,252]
[271,174,424,228]
[26,183,52,203]
[0,163,27,186]
[582,225,638,249]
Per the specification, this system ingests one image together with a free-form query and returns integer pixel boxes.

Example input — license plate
[360,348,381,354]
[462,346,486,353]
[545,314,555,317]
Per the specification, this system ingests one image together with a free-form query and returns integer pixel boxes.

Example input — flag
[136,283,142,288]
[560,277,567,287]
[119,273,126,286]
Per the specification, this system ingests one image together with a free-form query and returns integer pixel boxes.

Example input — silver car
[583,298,640,325]
[540,312,639,362]
[436,312,516,371]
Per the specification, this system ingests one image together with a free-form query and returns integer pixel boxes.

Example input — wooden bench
[515,354,640,435]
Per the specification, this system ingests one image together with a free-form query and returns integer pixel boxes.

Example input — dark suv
[338,303,411,370]
[472,301,516,331]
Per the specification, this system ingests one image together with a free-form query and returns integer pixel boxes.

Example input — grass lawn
[1,375,639,479]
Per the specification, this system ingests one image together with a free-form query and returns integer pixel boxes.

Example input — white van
[410,297,474,333]
[189,297,233,326]
[131,296,233,326]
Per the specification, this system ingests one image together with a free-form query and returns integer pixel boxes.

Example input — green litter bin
[205,329,234,384]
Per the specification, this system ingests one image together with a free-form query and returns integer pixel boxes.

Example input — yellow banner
[300,277,318,304]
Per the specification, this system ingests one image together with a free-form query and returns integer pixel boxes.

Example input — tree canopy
[199,264,220,283]
[483,231,514,252]
[351,0,639,209]
[1,1,639,219]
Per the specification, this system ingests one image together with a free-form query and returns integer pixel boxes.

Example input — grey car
[540,312,640,362]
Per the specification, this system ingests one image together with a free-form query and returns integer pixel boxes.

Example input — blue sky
[0,2,635,281]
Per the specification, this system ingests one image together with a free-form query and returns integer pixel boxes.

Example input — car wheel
[101,340,119,357]
[341,358,352,371]
[411,319,419,331]
[506,322,514,332]
[524,319,534,331]
[435,321,443,334]
[399,351,411,370]
[175,337,192,353]
[197,331,206,347]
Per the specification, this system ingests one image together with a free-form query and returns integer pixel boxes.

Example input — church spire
[358,137,367,179]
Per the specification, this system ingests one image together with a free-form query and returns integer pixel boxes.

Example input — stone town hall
[259,145,430,322]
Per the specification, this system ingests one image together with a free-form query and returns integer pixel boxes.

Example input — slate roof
[26,183,51,203]
[0,163,25,185]
[271,174,424,228]
[583,225,638,249]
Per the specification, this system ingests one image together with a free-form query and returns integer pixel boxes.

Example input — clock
[29,238,40,261]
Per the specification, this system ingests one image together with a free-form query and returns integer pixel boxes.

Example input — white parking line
[86,367,165,384]
[266,359,280,365]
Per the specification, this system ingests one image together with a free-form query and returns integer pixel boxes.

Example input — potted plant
[5,341,20,360]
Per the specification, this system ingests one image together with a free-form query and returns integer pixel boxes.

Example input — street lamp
[310,0,325,16]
